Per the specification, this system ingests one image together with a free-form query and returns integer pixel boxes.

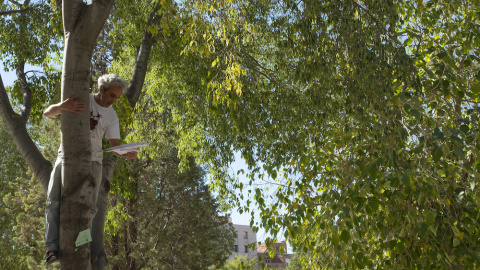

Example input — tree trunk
[59,29,94,270]
[59,1,115,269]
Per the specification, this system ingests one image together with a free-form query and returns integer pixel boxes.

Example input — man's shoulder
[105,107,119,122]
[108,107,118,116]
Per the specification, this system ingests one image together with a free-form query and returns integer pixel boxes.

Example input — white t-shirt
[90,93,120,163]
[56,94,120,164]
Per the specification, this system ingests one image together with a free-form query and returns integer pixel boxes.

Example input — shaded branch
[240,50,277,84]
[62,0,84,33]
[16,61,32,122]
[0,8,28,16]
[0,74,51,192]
[125,1,163,107]
[55,0,62,10]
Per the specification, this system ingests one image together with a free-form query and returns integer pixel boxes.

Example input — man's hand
[121,151,138,159]
[44,95,86,117]
[108,139,138,160]
[61,96,86,114]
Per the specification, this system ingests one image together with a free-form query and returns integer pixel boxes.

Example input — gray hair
[97,74,128,93]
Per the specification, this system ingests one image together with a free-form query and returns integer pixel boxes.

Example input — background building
[228,218,258,260]
[227,218,293,268]
[257,241,293,269]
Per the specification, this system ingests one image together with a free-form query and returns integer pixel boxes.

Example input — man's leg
[90,161,103,265]
[45,159,62,258]
[90,161,103,220]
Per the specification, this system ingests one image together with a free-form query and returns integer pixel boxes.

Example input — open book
[105,142,149,155]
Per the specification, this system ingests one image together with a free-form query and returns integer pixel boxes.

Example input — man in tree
[43,74,137,265]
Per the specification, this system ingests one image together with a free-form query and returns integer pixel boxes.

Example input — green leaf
[396,241,405,253]
[451,226,461,235]
[425,210,437,224]
[409,109,421,118]
[400,173,410,185]
[355,252,364,261]
[472,82,480,95]
[432,147,443,162]
[437,52,448,59]
[432,130,444,140]
[340,230,351,243]
[331,234,339,246]
[413,146,423,154]
[459,125,470,134]
[453,238,461,247]
[453,145,465,160]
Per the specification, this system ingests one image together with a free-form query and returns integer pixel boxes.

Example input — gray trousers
[44,159,103,252]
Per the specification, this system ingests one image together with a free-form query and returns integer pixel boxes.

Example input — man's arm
[44,95,86,117]
[108,139,138,159]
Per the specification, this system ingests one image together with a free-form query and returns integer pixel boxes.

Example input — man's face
[98,85,123,108]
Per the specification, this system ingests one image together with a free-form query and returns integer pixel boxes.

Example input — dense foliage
[0,123,30,269]
[113,0,480,268]
[106,150,235,269]
[212,255,258,270]
[0,119,60,270]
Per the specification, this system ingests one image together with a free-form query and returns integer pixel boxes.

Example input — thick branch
[0,74,51,192]
[16,62,32,122]
[62,0,84,33]
[55,0,62,10]
[0,9,28,16]
[125,2,163,107]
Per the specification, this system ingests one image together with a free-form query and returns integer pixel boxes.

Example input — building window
[244,245,248,253]
[235,231,238,238]
[243,231,248,239]
[234,245,238,252]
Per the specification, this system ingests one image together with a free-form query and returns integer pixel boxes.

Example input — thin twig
[7,0,22,7]
[350,0,380,25]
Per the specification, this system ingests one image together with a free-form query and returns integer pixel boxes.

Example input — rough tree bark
[59,0,115,269]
